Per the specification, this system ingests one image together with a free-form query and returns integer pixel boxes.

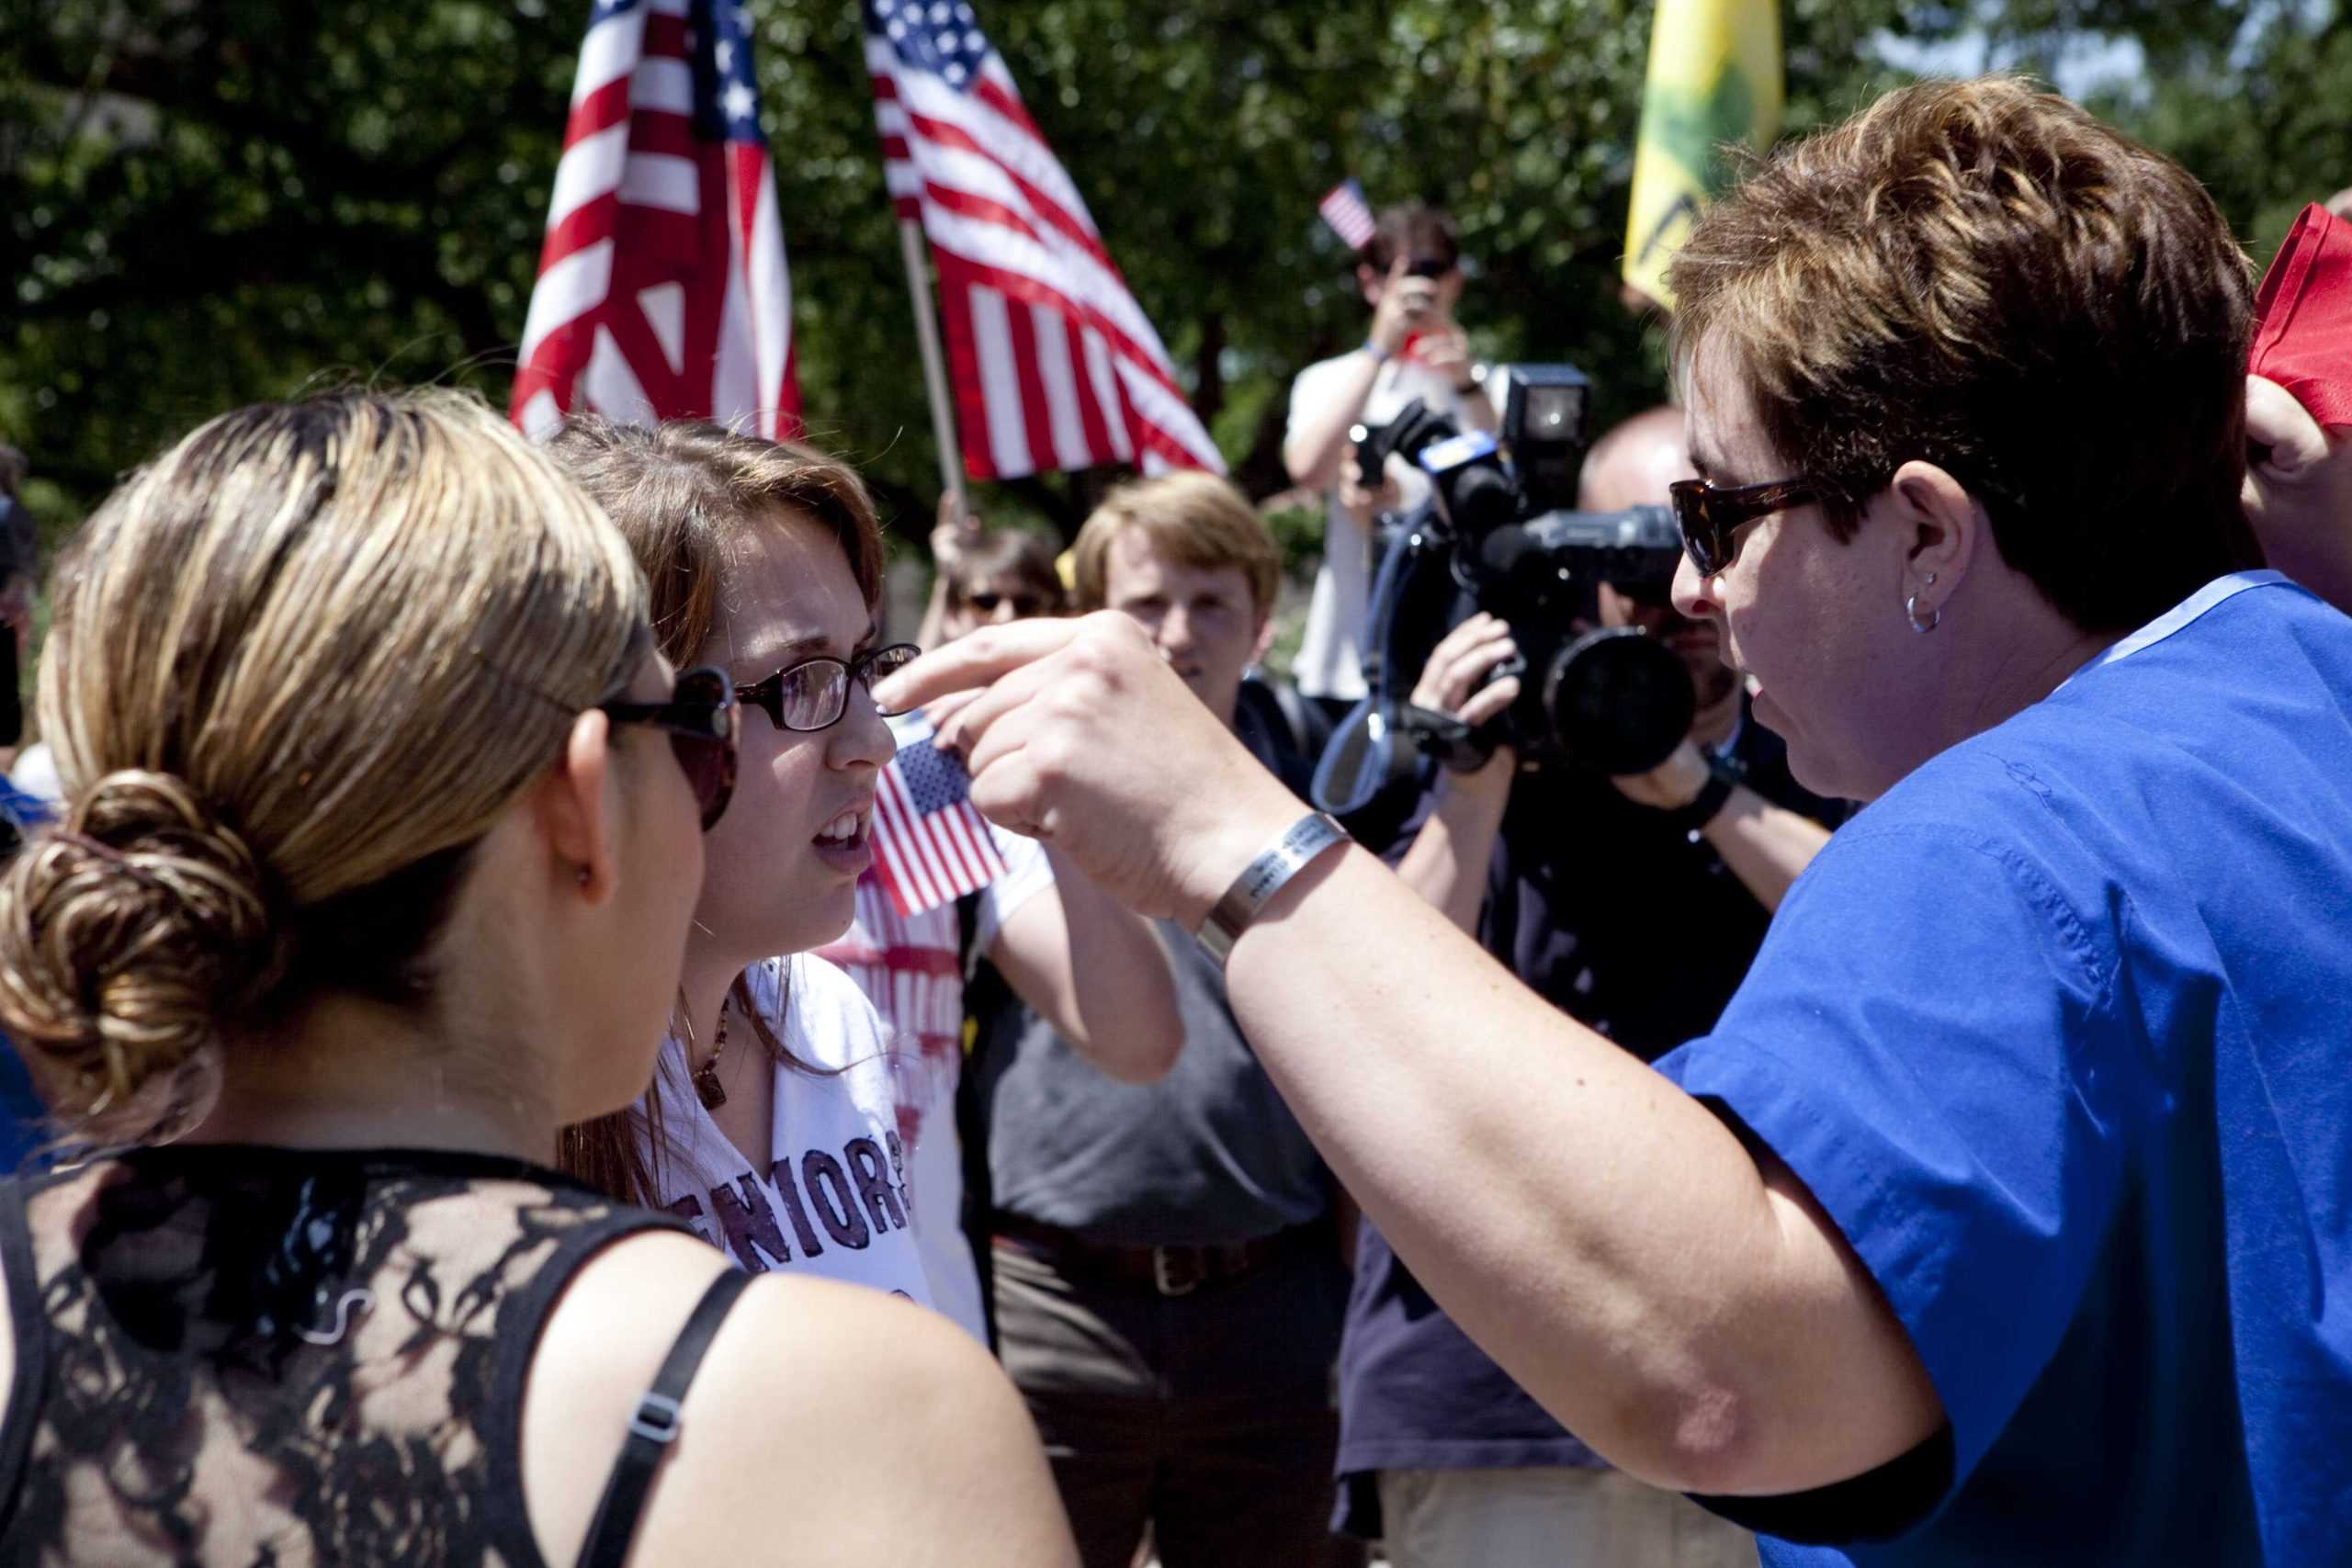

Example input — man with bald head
[1328,408,1840,1568]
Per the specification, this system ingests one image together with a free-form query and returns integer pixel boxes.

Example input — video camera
[1314,365,1697,817]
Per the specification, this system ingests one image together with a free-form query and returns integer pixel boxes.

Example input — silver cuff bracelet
[1195,812,1351,968]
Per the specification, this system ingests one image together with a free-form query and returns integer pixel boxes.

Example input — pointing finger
[874,615,1092,713]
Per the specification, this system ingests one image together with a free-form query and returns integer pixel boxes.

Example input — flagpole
[897,219,970,522]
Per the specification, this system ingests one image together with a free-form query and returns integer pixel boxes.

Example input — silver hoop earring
[1905,592,1940,634]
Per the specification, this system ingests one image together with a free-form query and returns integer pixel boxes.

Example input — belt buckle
[1152,1245,1201,1297]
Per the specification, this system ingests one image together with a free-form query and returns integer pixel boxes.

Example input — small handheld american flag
[873,711,1008,917]
[1319,178,1377,252]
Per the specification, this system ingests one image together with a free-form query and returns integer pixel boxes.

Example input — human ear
[1250,613,1277,667]
[532,707,621,904]
[1357,263,1382,306]
[1886,459,1983,615]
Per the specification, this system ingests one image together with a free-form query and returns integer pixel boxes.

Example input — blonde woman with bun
[0,391,1074,1566]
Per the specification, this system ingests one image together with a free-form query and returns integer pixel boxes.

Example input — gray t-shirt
[971,729,1329,1246]
[974,919,1329,1245]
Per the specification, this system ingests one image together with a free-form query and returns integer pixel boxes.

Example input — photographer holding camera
[1333,407,1838,1568]
[1285,203,1498,713]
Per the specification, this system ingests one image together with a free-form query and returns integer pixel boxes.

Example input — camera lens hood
[1541,627,1695,774]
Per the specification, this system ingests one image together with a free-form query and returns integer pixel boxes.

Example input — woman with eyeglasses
[545,418,945,1308]
[550,422,1177,1337]
[0,391,1074,1564]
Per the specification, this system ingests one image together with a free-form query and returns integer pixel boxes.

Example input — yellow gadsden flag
[1622,0,1783,311]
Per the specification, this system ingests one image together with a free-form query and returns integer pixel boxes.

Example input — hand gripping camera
[1314,366,1697,817]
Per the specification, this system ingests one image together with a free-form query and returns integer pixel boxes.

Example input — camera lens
[1540,628,1694,774]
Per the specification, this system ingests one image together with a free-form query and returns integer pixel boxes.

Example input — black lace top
[0,1145,689,1566]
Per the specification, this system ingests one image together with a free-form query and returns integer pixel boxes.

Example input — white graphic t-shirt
[816,821,1054,1343]
[646,953,933,1305]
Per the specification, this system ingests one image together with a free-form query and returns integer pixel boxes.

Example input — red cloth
[2250,203,2352,428]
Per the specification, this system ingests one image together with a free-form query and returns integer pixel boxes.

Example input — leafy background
[4,0,2346,635]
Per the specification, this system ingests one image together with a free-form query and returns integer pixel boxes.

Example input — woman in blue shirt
[880,77,2352,1566]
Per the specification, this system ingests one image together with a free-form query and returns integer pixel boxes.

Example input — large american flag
[873,711,1009,917]
[864,0,1224,481]
[512,0,798,439]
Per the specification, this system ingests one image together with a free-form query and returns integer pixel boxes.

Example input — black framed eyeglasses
[1668,476,1820,577]
[736,642,922,733]
[599,666,740,830]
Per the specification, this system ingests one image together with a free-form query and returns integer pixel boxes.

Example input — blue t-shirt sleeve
[1657,816,2130,1515]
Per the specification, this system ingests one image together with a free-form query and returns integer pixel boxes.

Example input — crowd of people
[0,71,2344,1568]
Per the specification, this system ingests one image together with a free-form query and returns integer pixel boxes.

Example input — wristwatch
[1662,751,1743,842]
[1195,812,1351,967]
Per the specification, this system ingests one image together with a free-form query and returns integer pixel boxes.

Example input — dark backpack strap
[572,1268,755,1568]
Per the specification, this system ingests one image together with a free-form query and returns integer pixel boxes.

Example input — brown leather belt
[989,1211,1314,1297]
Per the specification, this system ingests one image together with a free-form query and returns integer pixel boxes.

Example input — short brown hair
[1071,471,1280,619]
[1668,75,2259,635]
[544,417,883,1202]
[1364,202,1461,276]
[544,418,886,669]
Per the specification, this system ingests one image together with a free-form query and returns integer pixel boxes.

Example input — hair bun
[0,771,288,1140]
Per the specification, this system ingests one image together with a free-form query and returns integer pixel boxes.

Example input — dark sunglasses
[1668,476,1820,577]
[737,643,922,733]
[962,589,1047,617]
[599,666,740,830]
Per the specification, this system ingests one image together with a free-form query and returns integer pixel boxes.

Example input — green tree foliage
[3,0,2345,551]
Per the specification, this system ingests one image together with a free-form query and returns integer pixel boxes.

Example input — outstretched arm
[988,843,1182,1082]
[878,616,1943,1498]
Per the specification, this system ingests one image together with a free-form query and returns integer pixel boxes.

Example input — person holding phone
[1283,203,1498,718]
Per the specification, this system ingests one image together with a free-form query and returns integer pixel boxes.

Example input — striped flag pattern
[818,877,967,1067]
[864,0,1224,481]
[872,711,1008,917]
[512,0,799,440]
[1318,178,1377,251]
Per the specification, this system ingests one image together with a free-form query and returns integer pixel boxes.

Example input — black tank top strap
[0,1178,46,1543]
[572,1268,754,1568]
[484,1201,706,1568]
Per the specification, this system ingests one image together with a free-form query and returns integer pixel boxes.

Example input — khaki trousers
[1378,1465,1759,1568]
